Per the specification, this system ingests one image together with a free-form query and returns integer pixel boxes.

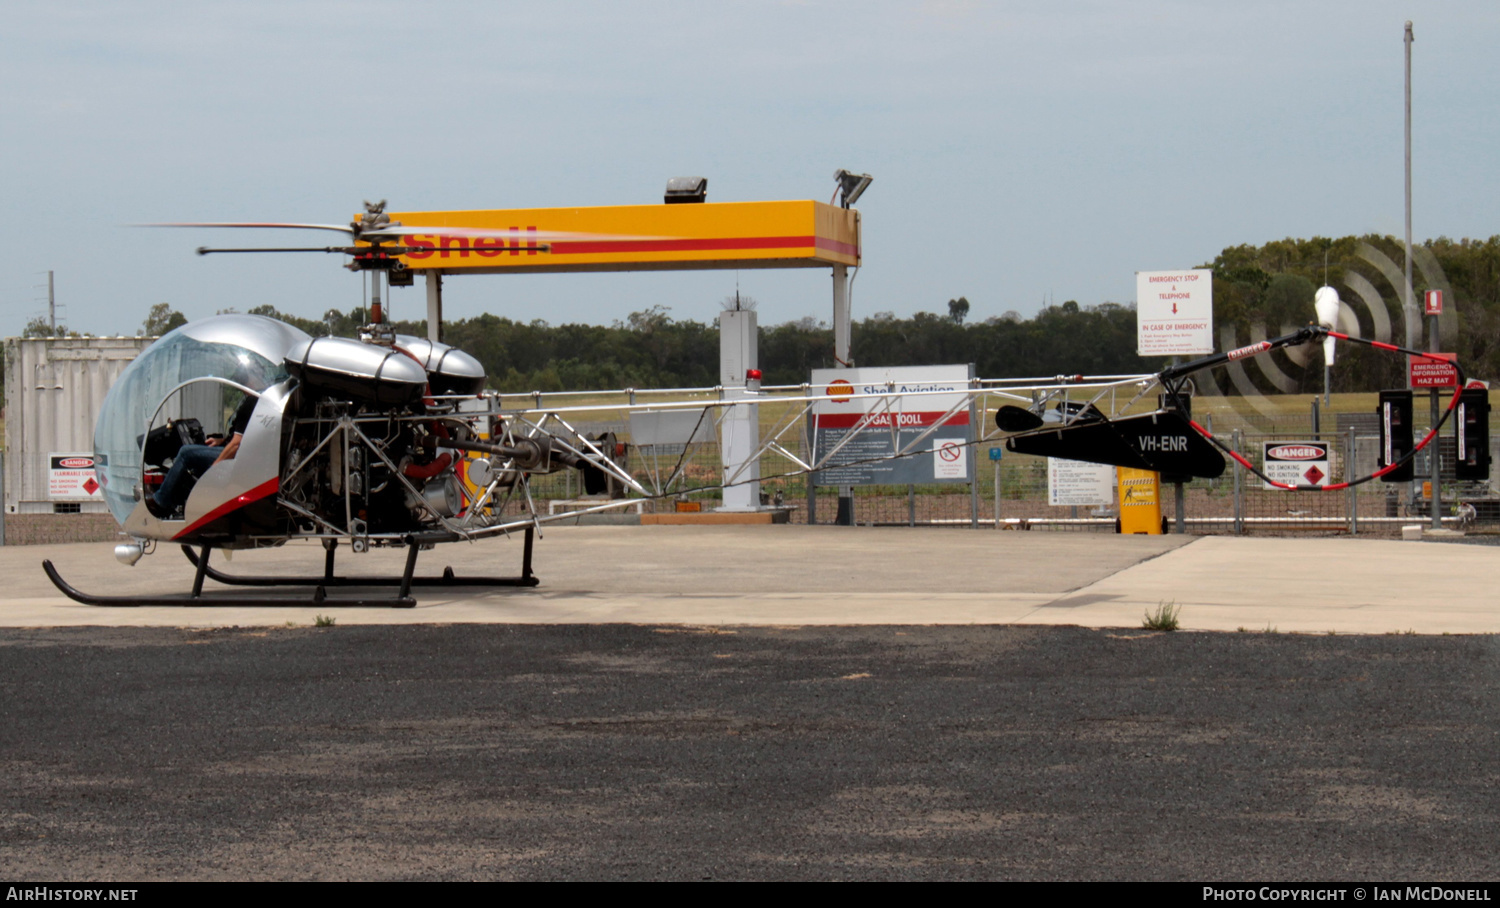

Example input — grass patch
[1141,600,1180,632]
[314,614,336,628]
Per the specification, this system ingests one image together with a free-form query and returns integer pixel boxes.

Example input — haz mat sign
[49,452,103,500]
[1137,269,1214,356]
[811,366,973,486]
[1261,441,1331,490]
[1409,353,1459,388]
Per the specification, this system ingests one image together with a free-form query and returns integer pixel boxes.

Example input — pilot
[149,391,258,519]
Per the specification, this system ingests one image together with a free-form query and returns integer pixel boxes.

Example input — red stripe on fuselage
[172,477,280,540]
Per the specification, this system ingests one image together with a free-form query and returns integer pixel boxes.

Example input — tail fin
[1005,410,1224,478]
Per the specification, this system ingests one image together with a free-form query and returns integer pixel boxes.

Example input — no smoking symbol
[938,442,961,462]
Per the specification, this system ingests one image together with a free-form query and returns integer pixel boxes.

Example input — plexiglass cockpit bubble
[93,315,310,524]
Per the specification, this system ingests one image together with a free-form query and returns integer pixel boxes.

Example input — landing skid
[43,528,538,608]
[179,530,539,591]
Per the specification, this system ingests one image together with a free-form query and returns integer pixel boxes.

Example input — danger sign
[49,452,103,501]
[1261,441,1331,489]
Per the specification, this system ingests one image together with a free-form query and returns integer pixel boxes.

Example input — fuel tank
[395,335,487,396]
[284,337,427,407]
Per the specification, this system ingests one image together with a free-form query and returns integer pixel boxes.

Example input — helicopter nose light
[114,543,144,567]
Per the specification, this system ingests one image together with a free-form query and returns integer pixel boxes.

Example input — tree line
[17,232,1497,400]
[229,299,1163,392]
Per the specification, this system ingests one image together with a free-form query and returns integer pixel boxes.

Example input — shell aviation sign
[379,200,860,275]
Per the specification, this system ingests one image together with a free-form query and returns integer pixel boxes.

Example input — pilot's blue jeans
[153,445,220,512]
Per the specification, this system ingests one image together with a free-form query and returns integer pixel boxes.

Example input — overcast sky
[3,1,1497,337]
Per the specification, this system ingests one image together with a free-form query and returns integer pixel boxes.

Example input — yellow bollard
[1116,467,1162,534]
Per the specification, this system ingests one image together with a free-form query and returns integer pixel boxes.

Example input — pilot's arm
[212,433,241,464]
[211,395,256,466]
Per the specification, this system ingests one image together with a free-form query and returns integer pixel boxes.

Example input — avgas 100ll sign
[810,366,973,486]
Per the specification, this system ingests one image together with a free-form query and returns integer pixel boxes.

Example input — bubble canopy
[94,315,311,524]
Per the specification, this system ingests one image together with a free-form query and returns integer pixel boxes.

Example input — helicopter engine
[276,334,576,539]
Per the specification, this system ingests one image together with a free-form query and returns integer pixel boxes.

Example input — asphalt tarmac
[2,624,1497,881]
[2,527,1498,880]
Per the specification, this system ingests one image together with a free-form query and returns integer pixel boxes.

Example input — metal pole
[805,414,817,524]
[1403,21,1419,354]
[1404,21,1427,526]
[1347,428,1358,536]
[969,369,979,529]
[994,456,1001,529]
[832,264,854,525]
[1232,429,1243,536]
[832,265,851,367]
[425,273,443,344]
[907,484,915,526]
[1431,383,1443,530]
[0,451,6,546]
[47,272,55,334]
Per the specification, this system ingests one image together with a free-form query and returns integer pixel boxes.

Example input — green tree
[22,316,74,338]
[142,303,187,336]
[947,296,970,325]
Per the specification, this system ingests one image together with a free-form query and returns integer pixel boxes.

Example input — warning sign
[1409,353,1458,389]
[1261,441,1331,489]
[934,440,967,479]
[49,452,103,501]
[1048,458,1115,506]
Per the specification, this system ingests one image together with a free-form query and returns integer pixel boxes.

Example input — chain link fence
[508,398,1500,536]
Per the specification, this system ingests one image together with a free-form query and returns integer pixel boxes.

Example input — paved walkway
[4,526,1494,633]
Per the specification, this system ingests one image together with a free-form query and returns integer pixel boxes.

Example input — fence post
[1347,428,1358,536]
[1232,429,1243,536]
[993,456,1001,529]
[805,415,817,524]
[968,377,980,529]
[0,451,6,547]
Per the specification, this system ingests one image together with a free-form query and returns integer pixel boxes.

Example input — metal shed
[4,336,153,515]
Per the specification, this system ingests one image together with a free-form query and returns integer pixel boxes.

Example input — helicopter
[42,202,654,608]
[40,310,640,608]
[41,203,1473,608]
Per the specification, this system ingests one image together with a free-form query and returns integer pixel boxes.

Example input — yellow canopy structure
[382,198,862,365]
[385,200,859,275]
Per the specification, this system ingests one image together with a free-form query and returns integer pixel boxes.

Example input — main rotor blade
[195,246,357,255]
[137,221,358,235]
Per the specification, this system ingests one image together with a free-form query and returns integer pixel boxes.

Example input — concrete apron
[2,526,1496,634]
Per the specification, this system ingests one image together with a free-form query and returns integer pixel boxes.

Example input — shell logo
[1267,445,1324,461]
[827,379,854,403]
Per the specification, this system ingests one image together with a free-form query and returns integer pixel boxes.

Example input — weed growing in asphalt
[1142,600,1180,632]
[314,614,336,628]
